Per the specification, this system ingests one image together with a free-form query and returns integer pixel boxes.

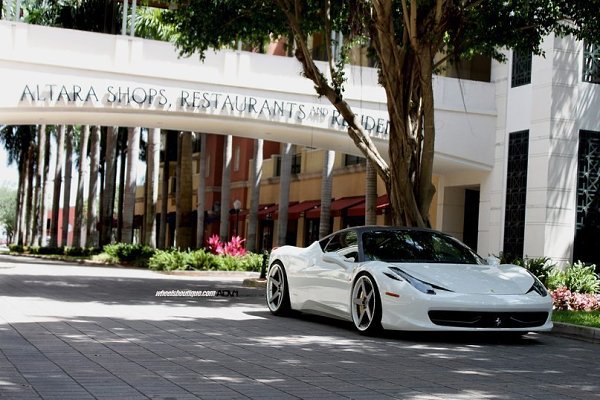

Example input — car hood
[389,263,534,295]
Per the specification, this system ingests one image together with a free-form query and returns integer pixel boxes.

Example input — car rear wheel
[266,261,291,316]
[351,274,382,334]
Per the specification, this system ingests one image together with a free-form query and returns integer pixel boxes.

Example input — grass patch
[553,310,600,328]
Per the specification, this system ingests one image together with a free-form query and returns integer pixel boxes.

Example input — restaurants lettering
[20,83,390,135]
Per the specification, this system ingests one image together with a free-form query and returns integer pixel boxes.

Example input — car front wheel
[351,274,382,334]
[266,261,291,316]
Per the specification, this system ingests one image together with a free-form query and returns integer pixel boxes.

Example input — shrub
[36,246,65,255]
[189,249,218,270]
[547,261,599,294]
[103,243,155,266]
[551,286,600,311]
[206,235,247,257]
[523,257,555,287]
[8,244,24,253]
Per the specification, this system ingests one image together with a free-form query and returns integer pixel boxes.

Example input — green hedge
[148,248,264,272]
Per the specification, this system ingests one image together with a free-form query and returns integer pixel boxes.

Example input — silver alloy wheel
[267,263,285,312]
[351,275,377,331]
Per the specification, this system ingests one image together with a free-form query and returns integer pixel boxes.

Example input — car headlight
[526,272,548,297]
[385,267,452,295]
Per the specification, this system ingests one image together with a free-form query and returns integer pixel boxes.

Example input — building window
[503,130,529,259]
[574,130,600,265]
[511,50,532,88]
[234,145,241,172]
[583,42,600,84]
[344,154,366,167]
[274,153,302,176]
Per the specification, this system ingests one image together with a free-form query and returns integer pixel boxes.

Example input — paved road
[0,254,598,400]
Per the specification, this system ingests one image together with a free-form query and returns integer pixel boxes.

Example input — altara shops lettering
[20,84,168,106]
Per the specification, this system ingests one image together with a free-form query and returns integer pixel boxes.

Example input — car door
[313,230,358,315]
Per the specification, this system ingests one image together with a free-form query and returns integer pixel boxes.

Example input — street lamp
[233,199,242,236]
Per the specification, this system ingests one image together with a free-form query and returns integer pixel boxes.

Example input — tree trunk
[158,131,169,249]
[61,127,73,247]
[86,126,100,248]
[14,156,25,246]
[116,130,127,242]
[196,133,207,248]
[50,125,65,248]
[40,128,51,247]
[276,143,292,246]
[122,127,140,243]
[73,125,90,248]
[319,150,334,239]
[100,126,118,246]
[144,128,160,247]
[219,135,232,241]
[247,138,263,252]
[365,160,377,225]
[24,142,35,245]
[33,124,46,246]
[175,131,193,248]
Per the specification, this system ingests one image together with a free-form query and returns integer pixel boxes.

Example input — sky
[0,147,19,188]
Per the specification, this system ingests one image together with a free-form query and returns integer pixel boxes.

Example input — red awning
[286,200,321,219]
[258,204,278,220]
[347,194,389,217]
[305,196,365,219]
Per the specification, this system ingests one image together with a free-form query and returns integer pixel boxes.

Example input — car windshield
[362,230,484,264]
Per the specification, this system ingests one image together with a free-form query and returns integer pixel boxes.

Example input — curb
[549,322,600,344]
[243,278,267,289]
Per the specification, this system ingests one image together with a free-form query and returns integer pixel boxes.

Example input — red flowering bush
[206,235,247,257]
[551,286,600,311]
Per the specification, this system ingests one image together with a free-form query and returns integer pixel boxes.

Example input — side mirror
[323,252,350,267]
[485,256,500,267]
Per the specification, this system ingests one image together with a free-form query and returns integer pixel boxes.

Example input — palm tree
[116,129,127,241]
[73,125,90,247]
[175,131,193,248]
[276,143,293,246]
[49,125,65,248]
[219,135,232,241]
[365,160,377,225]
[158,131,169,248]
[61,126,73,246]
[196,133,207,248]
[319,150,335,239]
[24,142,36,245]
[100,126,118,246]
[246,138,263,252]
[122,127,140,243]
[86,126,100,248]
[40,127,51,246]
[144,127,160,247]
[32,124,46,246]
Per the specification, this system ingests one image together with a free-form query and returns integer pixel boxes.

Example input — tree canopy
[162,0,600,227]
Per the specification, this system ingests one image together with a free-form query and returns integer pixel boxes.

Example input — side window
[324,230,358,253]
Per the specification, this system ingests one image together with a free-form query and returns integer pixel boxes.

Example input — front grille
[428,310,548,328]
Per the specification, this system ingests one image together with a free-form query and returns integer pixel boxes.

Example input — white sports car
[266,226,553,333]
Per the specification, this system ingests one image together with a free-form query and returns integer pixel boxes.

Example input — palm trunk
[247,138,262,252]
[122,127,140,243]
[61,127,73,247]
[14,157,25,246]
[40,129,51,246]
[116,130,127,242]
[175,131,193,248]
[277,143,292,246]
[319,150,334,239]
[144,128,160,247]
[219,135,232,241]
[24,143,35,245]
[158,132,169,249]
[365,160,377,225]
[196,133,207,248]
[100,126,118,246]
[73,125,90,248]
[50,125,65,248]
[33,124,45,246]
[86,126,101,248]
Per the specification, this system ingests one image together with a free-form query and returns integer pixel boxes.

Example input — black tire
[350,273,382,334]
[266,261,291,316]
